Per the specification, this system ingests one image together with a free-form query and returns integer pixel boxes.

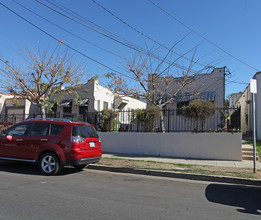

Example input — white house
[229,93,241,108]
[147,67,226,131]
[236,72,261,139]
[148,67,225,109]
[0,93,40,123]
[49,79,146,124]
[0,92,14,115]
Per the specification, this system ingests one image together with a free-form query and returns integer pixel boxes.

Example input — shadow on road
[205,184,261,215]
[0,160,84,176]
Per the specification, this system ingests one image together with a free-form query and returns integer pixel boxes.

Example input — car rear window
[72,125,99,139]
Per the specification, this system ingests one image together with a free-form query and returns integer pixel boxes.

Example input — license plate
[89,142,95,147]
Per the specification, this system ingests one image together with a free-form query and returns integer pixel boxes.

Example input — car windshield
[72,125,99,139]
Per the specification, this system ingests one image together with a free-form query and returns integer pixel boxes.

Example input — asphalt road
[0,161,261,220]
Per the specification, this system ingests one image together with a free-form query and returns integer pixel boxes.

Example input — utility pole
[250,79,257,173]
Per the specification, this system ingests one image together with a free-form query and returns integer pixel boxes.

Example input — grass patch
[101,157,195,167]
[98,157,261,180]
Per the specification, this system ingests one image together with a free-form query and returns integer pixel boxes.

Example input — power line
[226,80,248,85]
[148,0,259,72]
[90,0,208,68]
[38,0,203,74]
[11,0,129,63]
[0,2,136,81]
[34,0,146,54]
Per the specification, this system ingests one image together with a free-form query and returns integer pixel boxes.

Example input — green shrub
[100,109,119,132]
[182,100,215,132]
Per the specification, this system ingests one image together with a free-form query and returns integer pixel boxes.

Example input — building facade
[49,79,147,123]
[147,67,226,131]
[0,93,40,123]
[236,72,261,139]
[148,67,225,109]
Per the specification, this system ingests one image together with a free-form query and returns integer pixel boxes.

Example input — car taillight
[71,136,86,143]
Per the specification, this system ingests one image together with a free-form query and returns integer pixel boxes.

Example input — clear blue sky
[0,0,260,98]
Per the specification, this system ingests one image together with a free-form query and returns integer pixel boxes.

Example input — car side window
[28,123,50,135]
[50,124,65,135]
[6,123,31,136]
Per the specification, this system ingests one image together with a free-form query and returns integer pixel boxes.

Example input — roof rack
[26,118,72,123]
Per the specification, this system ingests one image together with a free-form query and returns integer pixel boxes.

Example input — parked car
[0,118,102,175]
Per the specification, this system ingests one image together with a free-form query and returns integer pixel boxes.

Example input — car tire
[39,152,61,175]
[73,164,87,170]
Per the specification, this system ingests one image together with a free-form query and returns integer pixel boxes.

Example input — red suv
[0,118,102,175]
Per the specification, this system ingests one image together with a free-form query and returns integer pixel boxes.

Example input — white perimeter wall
[98,132,242,161]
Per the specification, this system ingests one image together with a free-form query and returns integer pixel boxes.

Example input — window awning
[59,99,72,107]
[174,92,191,102]
[78,99,88,106]
[56,98,89,107]
[199,91,215,101]
[115,97,129,110]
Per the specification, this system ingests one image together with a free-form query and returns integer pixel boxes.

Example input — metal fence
[81,108,240,132]
[0,108,240,132]
[0,113,61,126]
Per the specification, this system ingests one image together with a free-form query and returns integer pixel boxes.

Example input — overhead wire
[37,0,203,74]
[0,1,136,82]
[89,0,254,86]
[90,0,208,68]
[148,0,260,72]
[11,0,129,63]
[34,0,146,54]
[2,0,247,97]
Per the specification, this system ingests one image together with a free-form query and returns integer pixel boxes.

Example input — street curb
[87,164,261,186]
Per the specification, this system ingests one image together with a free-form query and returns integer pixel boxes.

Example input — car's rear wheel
[73,164,87,170]
[39,152,61,175]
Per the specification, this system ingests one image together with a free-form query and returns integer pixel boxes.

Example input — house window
[79,106,88,115]
[245,114,248,126]
[103,101,108,110]
[63,106,72,117]
[97,100,100,111]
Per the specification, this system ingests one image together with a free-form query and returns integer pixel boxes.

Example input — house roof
[0,92,15,96]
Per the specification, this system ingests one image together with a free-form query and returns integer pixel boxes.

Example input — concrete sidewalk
[102,153,261,169]
[90,141,261,186]
[102,140,261,169]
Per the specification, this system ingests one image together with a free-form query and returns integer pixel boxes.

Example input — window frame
[28,122,51,136]
[6,123,32,136]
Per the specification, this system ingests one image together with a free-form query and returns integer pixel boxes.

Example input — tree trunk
[160,110,165,133]
[39,104,46,118]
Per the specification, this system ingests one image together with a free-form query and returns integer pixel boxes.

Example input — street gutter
[87,164,261,186]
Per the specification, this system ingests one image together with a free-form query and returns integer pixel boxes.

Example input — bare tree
[107,44,210,132]
[0,44,85,117]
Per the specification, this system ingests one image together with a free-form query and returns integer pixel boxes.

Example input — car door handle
[16,139,23,141]
[40,139,48,141]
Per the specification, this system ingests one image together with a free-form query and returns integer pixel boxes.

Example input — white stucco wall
[0,93,14,114]
[236,72,261,140]
[93,81,114,111]
[236,85,251,135]
[149,67,225,108]
[120,96,146,110]
[229,93,241,108]
[99,132,242,161]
